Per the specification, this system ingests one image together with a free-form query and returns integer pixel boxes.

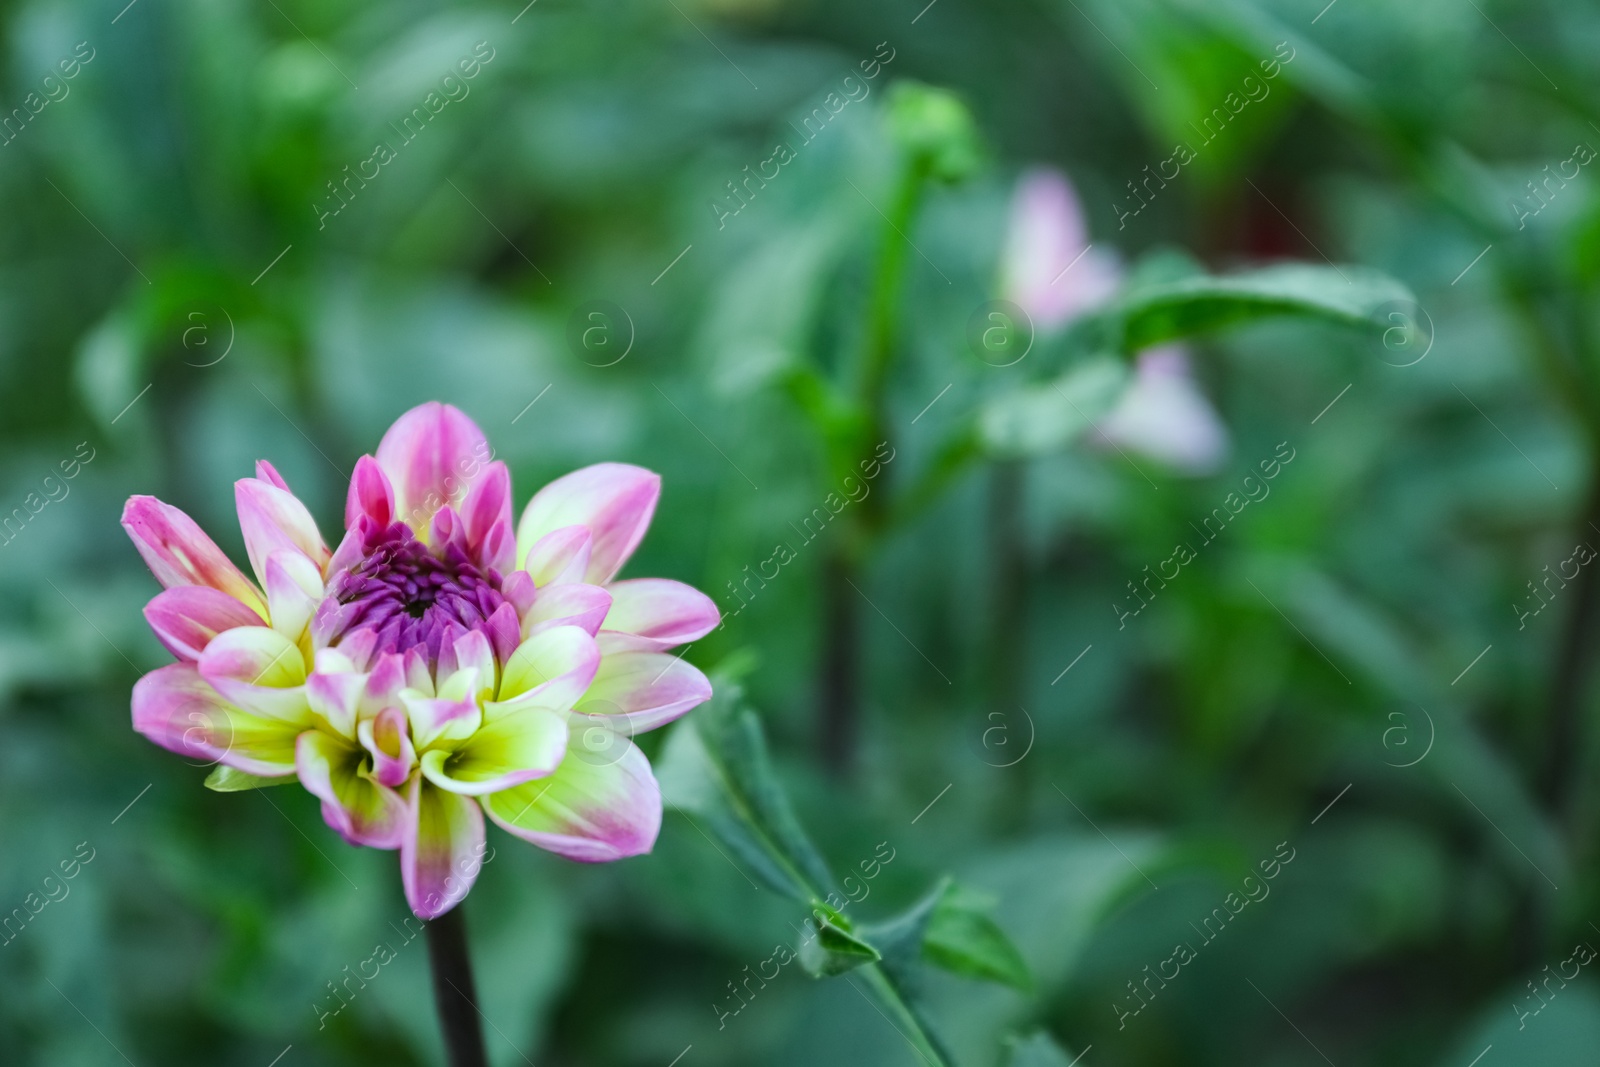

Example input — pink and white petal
[500,570,537,617]
[485,602,522,667]
[524,583,612,639]
[482,726,661,862]
[197,625,313,725]
[336,627,379,672]
[420,707,566,796]
[494,626,600,713]
[447,631,497,697]
[344,455,396,530]
[122,496,266,615]
[235,478,330,589]
[325,517,377,581]
[580,649,712,733]
[363,652,408,714]
[401,690,482,751]
[296,730,407,849]
[131,663,300,776]
[358,706,416,788]
[143,586,265,662]
[307,662,365,740]
[265,549,325,643]
[403,648,435,697]
[516,465,660,585]
[375,402,491,534]
[600,578,720,652]
[460,461,517,575]
[403,777,487,919]
[521,526,592,587]
[427,505,467,556]
[254,459,291,492]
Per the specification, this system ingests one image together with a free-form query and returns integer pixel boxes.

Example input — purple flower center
[324,522,506,663]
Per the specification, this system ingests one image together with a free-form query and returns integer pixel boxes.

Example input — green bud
[885,81,983,182]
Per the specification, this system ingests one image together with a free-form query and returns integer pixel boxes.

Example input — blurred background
[3,0,1599,1063]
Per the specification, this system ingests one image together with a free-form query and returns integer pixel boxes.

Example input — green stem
[425,906,489,1067]
[816,160,931,775]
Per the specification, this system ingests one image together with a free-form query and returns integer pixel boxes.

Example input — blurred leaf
[1003,1031,1083,1067]
[702,220,850,398]
[978,356,1130,456]
[658,681,835,902]
[922,884,1032,991]
[1104,263,1414,351]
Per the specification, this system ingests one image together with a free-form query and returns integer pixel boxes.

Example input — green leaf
[203,766,292,792]
[797,900,882,977]
[923,884,1032,991]
[977,356,1131,457]
[1004,1031,1084,1067]
[1104,263,1416,352]
[657,681,836,902]
[851,881,962,1067]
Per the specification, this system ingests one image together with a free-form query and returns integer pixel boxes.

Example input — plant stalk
[425,905,489,1067]
[1540,467,1600,820]
[816,160,927,776]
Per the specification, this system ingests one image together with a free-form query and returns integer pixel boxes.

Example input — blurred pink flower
[1001,167,1228,474]
[1095,346,1229,475]
[1000,168,1120,332]
[124,402,718,918]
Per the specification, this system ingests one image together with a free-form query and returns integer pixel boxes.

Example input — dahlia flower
[123,402,718,918]
[1001,167,1228,474]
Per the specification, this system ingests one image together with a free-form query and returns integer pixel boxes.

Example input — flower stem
[425,905,489,1067]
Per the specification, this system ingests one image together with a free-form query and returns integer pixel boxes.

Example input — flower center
[324,522,506,663]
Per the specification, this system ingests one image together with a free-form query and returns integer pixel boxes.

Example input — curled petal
[402,689,482,751]
[403,776,487,919]
[344,455,396,530]
[493,625,600,715]
[375,402,492,534]
[461,461,517,575]
[132,663,300,776]
[358,707,416,787]
[485,602,522,667]
[580,648,712,734]
[437,629,496,688]
[482,722,661,862]
[337,627,379,672]
[403,648,434,697]
[419,707,567,795]
[143,587,264,661]
[197,626,313,725]
[427,505,466,555]
[296,730,407,849]
[600,579,719,652]
[122,496,265,616]
[365,652,408,712]
[235,478,330,589]
[254,459,291,492]
[500,570,537,617]
[265,549,325,644]
[516,465,659,584]
[521,526,592,587]
[306,652,366,740]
